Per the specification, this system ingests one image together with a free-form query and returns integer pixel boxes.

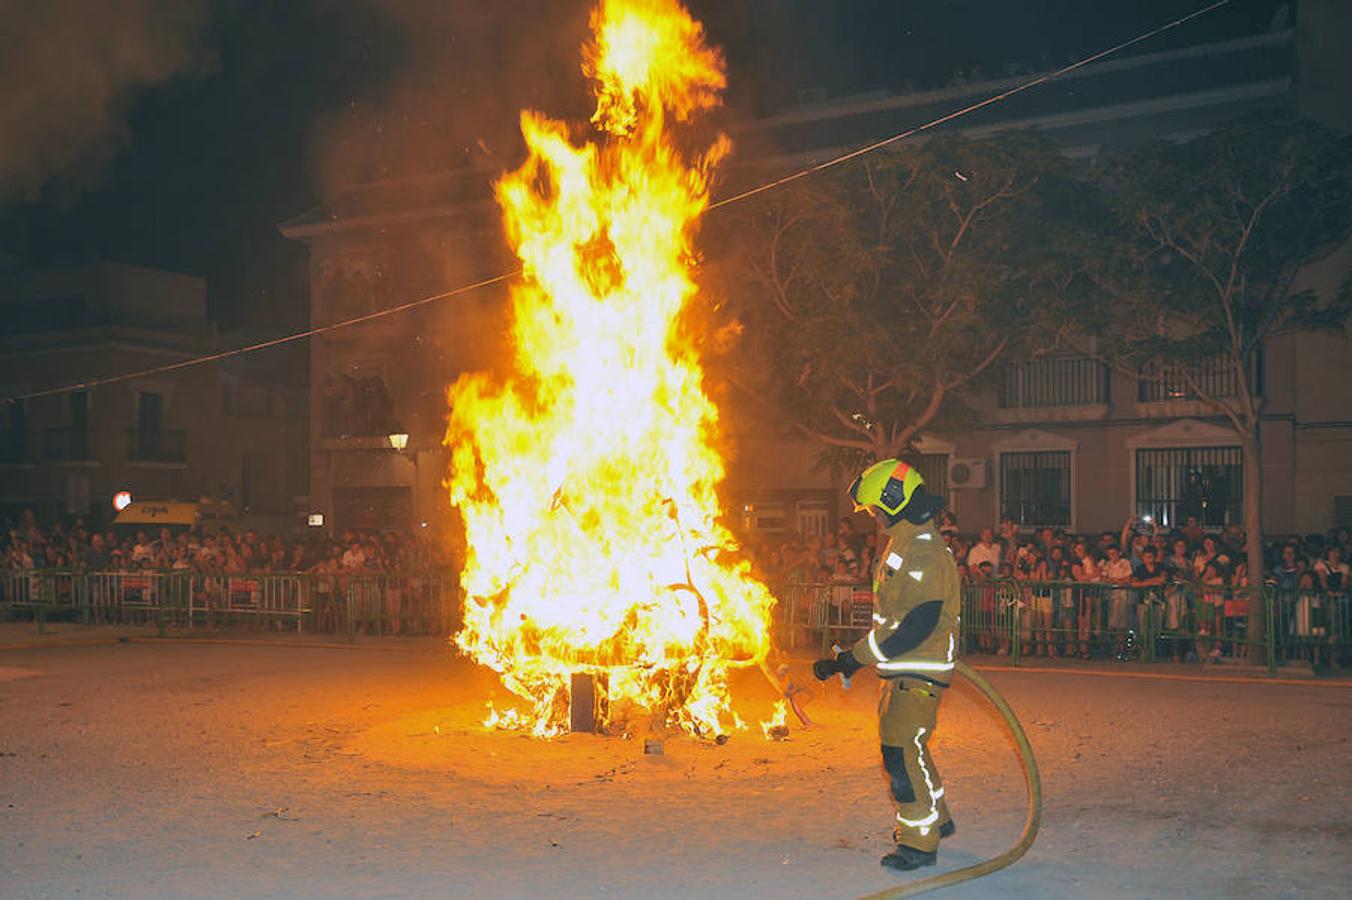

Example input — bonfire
[446,0,777,739]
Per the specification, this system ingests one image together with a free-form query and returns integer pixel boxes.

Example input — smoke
[305,0,600,433]
[313,0,594,193]
[0,0,212,205]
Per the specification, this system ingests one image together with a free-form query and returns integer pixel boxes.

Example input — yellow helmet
[849,459,924,516]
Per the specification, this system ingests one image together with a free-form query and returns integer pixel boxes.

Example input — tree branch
[946,335,1011,389]
[890,377,946,454]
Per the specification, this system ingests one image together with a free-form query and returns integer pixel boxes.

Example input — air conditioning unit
[948,458,988,489]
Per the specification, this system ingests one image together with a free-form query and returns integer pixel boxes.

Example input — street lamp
[387,431,417,528]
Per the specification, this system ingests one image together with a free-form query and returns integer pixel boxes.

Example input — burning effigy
[446,0,776,739]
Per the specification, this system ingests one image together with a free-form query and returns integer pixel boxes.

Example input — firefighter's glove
[813,649,863,681]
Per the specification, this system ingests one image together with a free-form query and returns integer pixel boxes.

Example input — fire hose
[857,660,1042,899]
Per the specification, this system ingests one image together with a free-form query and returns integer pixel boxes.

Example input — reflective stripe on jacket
[849,519,960,684]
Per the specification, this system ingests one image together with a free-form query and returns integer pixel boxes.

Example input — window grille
[1136,353,1259,402]
[1135,446,1242,527]
[1334,496,1352,530]
[999,357,1108,408]
[909,453,949,496]
[999,451,1071,527]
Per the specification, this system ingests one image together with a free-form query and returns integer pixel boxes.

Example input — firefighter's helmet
[849,459,925,516]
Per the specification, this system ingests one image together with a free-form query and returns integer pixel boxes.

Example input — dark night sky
[0,0,1290,344]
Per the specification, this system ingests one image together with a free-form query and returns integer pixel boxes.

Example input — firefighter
[813,459,960,871]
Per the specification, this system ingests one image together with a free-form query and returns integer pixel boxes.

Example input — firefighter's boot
[880,842,937,871]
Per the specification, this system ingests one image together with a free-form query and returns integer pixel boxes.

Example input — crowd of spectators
[0,510,452,577]
[763,511,1350,594]
[758,512,1351,666]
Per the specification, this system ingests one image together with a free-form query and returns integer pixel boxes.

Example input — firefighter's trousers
[879,678,952,853]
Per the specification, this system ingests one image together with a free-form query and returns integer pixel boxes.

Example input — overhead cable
[3,0,1230,404]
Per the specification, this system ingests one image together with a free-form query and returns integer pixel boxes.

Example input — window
[0,295,86,337]
[69,391,89,459]
[741,501,787,533]
[909,452,949,497]
[999,356,1108,408]
[131,392,184,462]
[3,399,26,463]
[65,473,91,515]
[137,392,164,443]
[320,372,395,437]
[1336,496,1352,530]
[796,500,830,538]
[1135,446,1242,527]
[1000,451,1071,527]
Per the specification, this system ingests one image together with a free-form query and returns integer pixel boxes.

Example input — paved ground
[2,627,1350,898]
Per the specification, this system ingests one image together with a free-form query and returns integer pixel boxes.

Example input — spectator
[1071,540,1100,659]
[132,531,155,564]
[341,542,367,571]
[85,534,111,571]
[973,559,997,653]
[967,527,1002,573]
[1019,544,1054,657]
[1313,546,1345,669]
[1197,561,1227,660]
[1047,544,1074,656]
[1228,561,1250,660]
[1315,545,1349,593]
[1103,544,1133,640]
[944,530,968,567]
[938,511,960,543]
[1131,545,1170,657]
[1126,532,1150,569]
[1193,535,1221,579]
[1164,538,1191,579]
[1293,571,1322,665]
[1268,544,1301,593]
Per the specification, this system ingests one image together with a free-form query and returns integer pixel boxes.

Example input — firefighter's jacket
[849,518,960,686]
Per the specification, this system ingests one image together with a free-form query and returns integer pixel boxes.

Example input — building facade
[283,6,1351,540]
[0,263,305,529]
[281,169,508,534]
[729,13,1352,539]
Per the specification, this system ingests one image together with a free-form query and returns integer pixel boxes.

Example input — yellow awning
[114,501,200,526]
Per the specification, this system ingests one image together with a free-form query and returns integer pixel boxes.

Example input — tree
[717,133,1077,471]
[1071,111,1352,658]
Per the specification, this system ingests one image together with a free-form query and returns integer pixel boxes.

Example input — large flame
[446,0,775,739]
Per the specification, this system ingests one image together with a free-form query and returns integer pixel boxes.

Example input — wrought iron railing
[128,428,187,463]
[42,427,92,461]
[999,356,1109,409]
[772,578,1346,676]
[1137,357,1239,402]
[0,570,459,639]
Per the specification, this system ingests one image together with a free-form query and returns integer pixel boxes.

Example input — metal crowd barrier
[0,570,461,639]
[773,578,1350,675]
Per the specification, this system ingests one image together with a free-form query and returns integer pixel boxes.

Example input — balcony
[995,357,1109,423]
[128,428,187,464]
[1137,358,1239,402]
[1136,356,1254,418]
[42,427,93,462]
